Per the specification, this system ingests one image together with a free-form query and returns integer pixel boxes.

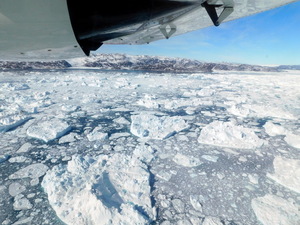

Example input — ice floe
[263,121,286,136]
[189,195,203,212]
[13,197,33,210]
[227,104,296,120]
[251,194,300,225]
[42,154,156,225]
[136,94,160,109]
[263,122,300,148]
[17,143,32,153]
[198,121,266,149]
[202,217,223,225]
[0,113,31,132]
[87,127,108,142]
[267,156,300,194]
[130,113,189,140]
[9,163,49,180]
[173,153,202,167]
[27,118,71,142]
[284,132,300,149]
[0,154,10,163]
[8,182,26,197]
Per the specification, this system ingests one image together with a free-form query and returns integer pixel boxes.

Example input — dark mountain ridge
[1,53,298,72]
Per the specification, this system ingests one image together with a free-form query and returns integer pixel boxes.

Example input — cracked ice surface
[42,154,156,225]
[0,69,300,225]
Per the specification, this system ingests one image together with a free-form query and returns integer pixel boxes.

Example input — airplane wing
[0,0,298,60]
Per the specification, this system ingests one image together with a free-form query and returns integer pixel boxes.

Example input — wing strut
[201,0,234,26]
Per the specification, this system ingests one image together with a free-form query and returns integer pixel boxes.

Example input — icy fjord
[0,65,300,225]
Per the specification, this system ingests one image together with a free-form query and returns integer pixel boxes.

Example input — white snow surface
[27,118,71,142]
[263,121,287,136]
[42,154,156,225]
[267,156,300,194]
[198,121,265,149]
[251,194,300,225]
[130,113,189,140]
[284,132,300,149]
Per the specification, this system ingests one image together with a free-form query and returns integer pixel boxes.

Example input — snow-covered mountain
[0,60,71,70]
[277,65,300,70]
[69,53,280,72]
[0,53,285,72]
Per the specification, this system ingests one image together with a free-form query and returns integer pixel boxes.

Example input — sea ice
[113,117,130,125]
[59,132,77,144]
[13,197,33,210]
[202,217,223,225]
[201,155,219,162]
[17,143,32,153]
[109,132,130,140]
[228,104,296,120]
[11,217,33,225]
[0,154,10,163]
[251,194,300,225]
[130,113,189,140]
[284,132,300,149]
[136,94,160,109]
[171,199,185,213]
[156,171,173,182]
[27,118,71,142]
[173,153,202,167]
[9,156,28,163]
[263,121,286,136]
[0,114,30,132]
[9,163,49,180]
[133,143,155,163]
[267,156,300,193]
[198,121,265,149]
[87,127,108,142]
[8,182,26,197]
[42,154,156,225]
[189,195,203,212]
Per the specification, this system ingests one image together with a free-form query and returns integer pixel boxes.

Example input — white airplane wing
[0,0,298,60]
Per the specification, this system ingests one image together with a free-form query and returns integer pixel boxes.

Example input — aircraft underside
[0,0,297,59]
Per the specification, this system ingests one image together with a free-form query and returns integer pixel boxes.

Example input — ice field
[0,69,300,225]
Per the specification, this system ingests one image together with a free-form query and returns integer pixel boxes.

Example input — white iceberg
[27,118,71,142]
[267,156,300,194]
[198,121,265,149]
[130,113,189,140]
[251,194,300,225]
[42,154,156,225]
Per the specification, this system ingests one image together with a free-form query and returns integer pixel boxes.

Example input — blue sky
[98,1,300,65]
